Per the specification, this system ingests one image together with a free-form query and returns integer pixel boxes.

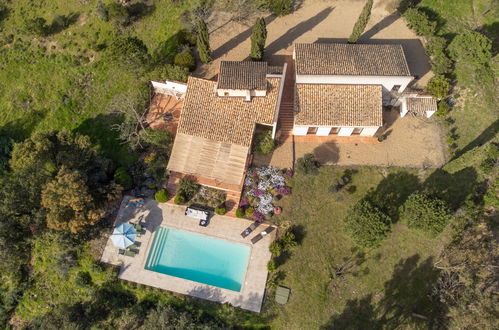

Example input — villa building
[291,43,436,137]
[158,61,285,202]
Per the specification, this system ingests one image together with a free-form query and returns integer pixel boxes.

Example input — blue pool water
[144,227,250,292]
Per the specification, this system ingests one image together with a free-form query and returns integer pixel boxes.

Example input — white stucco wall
[216,89,266,97]
[295,74,413,94]
[293,125,379,137]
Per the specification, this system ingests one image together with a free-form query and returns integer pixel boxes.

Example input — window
[307,127,318,134]
[352,128,363,135]
[224,92,229,96]
[392,85,401,92]
[330,127,340,134]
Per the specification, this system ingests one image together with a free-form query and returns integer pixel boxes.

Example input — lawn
[0,0,188,166]
[266,166,452,329]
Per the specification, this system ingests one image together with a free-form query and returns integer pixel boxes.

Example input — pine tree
[250,17,267,61]
[348,0,373,43]
[197,20,211,63]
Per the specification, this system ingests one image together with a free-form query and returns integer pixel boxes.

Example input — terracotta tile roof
[217,61,268,90]
[294,84,383,127]
[406,97,437,117]
[294,43,411,76]
[167,133,249,186]
[178,76,281,147]
[267,65,284,75]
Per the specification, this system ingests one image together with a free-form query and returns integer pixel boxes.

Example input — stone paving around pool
[101,196,274,312]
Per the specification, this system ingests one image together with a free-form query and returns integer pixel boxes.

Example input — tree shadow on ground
[48,13,79,35]
[452,119,499,160]
[312,143,340,164]
[422,167,478,211]
[265,7,334,56]
[361,12,400,40]
[322,255,439,329]
[290,224,306,245]
[363,171,421,222]
[211,14,276,60]
[0,111,45,141]
[75,114,137,167]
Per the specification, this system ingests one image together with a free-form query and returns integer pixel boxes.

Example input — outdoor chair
[275,286,290,305]
[118,249,126,255]
[241,222,261,238]
[124,250,136,257]
[250,226,275,244]
[199,218,209,227]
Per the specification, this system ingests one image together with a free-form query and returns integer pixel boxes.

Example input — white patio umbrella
[110,222,137,249]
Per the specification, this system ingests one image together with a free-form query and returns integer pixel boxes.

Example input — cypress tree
[348,0,373,43]
[250,17,267,61]
[197,20,211,63]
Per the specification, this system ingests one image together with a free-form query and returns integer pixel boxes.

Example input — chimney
[244,90,251,102]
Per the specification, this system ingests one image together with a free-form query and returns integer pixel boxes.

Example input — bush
[344,200,392,248]
[173,51,196,71]
[154,64,189,83]
[235,207,245,218]
[155,189,169,203]
[174,194,185,205]
[269,241,282,256]
[196,20,211,63]
[401,193,451,236]
[245,207,255,217]
[267,259,277,272]
[448,31,492,65]
[114,167,132,190]
[427,75,450,99]
[296,153,320,175]
[253,130,274,155]
[435,100,450,118]
[278,230,297,250]
[107,2,129,27]
[177,178,200,200]
[108,36,149,67]
[75,271,92,287]
[268,0,292,16]
[214,205,226,215]
[403,8,436,36]
[96,1,109,21]
[25,17,48,37]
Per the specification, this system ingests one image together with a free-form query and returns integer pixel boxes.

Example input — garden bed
[238,166,292,222]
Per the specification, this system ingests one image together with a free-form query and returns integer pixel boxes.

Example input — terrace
[101,196,274,312]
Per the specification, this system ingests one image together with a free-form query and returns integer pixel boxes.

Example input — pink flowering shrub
[239,197,249,207]
[253,211,265,223]
[276,185,291,195]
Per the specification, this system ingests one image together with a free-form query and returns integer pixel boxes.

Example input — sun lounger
[250,226,275,244]
[185,207,209,220]
[241,222,261,238]
[124,250,136,257]
[275,286,290,304]
[199,218,209,227]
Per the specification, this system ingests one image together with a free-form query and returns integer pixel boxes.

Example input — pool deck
[100,196,274,312]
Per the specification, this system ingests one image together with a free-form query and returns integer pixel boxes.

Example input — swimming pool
[144,227,250,292]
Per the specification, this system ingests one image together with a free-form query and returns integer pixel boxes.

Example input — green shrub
[448,31,492,65]
[235,207,245,218]
[173,51,196,71]
[177,178,200,200]
[245,207,255,217]
[140,129,174,151]
[107,2,129,27]
[96,1,109,21]
[435,100,450,118]
[426,37,447,56]
[403,8,436,36]
[344,200,392,248]
[269,241,282,256]
[348,0,373,43]
[427,75,450,99]
[25,17,48,37]
[253,130,274,155]
[107,36,149,67]
[278,230,297,250]
[296,153,320,175]
[401,193,451,236]
[267,259,277,272]
[250,17,267,61]
[214,205,227,215]
[114,167,132,190]
[153,64,189,83]
[174,194,186,205]
[154,189,169,203]
[75,271,92,287]
[196,20,211,63]
[268,0,292,16]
